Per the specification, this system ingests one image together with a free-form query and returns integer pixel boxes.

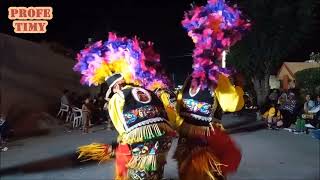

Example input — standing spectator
[82,96,92,134]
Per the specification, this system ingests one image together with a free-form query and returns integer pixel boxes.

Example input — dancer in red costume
[173,0,251,179]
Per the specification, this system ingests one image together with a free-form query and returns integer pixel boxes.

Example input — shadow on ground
[0,152,98,177]
[227,121,266,134]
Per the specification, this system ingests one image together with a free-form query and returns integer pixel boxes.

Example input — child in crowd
[82,97,92,134]
[263,103,283,129]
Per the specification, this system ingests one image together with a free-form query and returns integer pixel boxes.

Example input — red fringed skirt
[174,127,242,180]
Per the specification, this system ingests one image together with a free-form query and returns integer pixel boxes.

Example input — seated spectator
[268,89,279,104]
[61,89,70,105]
[280,92,297,128]
[263,103,283,129]
[58,89,71,123]
[277,92,287,106]
[303,94,315,113]
[305,95,320,129]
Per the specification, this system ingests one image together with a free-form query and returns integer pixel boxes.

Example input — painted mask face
[137,90,149,102]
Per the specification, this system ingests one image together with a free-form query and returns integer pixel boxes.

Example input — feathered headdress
[73,32,171,91]
[182,0,250,89]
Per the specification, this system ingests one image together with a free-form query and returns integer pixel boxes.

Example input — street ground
[0,113,319,180]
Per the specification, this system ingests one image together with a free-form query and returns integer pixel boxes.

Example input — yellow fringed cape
[77,143,114,163]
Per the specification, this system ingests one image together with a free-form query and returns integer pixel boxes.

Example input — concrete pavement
[0,114,319,180]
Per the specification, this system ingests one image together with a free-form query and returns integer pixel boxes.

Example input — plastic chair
[71,107,83,128]
[57,103,70,122]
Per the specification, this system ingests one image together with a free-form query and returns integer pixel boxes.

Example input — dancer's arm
[214,74,244,112]
[159,90,182,129]
[174,76,193,128]
[108,93,126,135]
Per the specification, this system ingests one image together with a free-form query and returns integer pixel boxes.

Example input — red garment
[115,144,132,179]
[205,127,242,175]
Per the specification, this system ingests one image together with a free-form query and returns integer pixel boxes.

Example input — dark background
[1,0,320,84]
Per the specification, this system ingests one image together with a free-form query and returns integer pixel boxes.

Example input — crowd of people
[261,89,320,134]
[58,89,111,134]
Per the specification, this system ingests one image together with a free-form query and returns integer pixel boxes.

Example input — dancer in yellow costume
[74,33,177,180]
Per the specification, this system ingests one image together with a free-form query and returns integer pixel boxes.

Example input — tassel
[123,123,174,144]
[127,153,167,172]
[77,143,113,163]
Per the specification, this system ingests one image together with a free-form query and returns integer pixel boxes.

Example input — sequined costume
[173,75,244,180]
[110,84,175,179]
[78,78,175,180]
[174,0,250,178]
[73,32,176,179]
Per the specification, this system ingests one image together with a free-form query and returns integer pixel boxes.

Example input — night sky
[1,0,320,83]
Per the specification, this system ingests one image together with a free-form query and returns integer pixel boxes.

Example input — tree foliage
[310,52,320,62]
[227,0,319,79]
[295,67,320,95]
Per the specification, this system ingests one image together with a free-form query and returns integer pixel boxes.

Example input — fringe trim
[122,122,174,144]
[127,153,167,172]
[77,143,113,163]
[179,122,212,137]
[179,147,227,180]
[179,122,225,137]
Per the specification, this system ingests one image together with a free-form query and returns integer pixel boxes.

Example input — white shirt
[309,105,320,114]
